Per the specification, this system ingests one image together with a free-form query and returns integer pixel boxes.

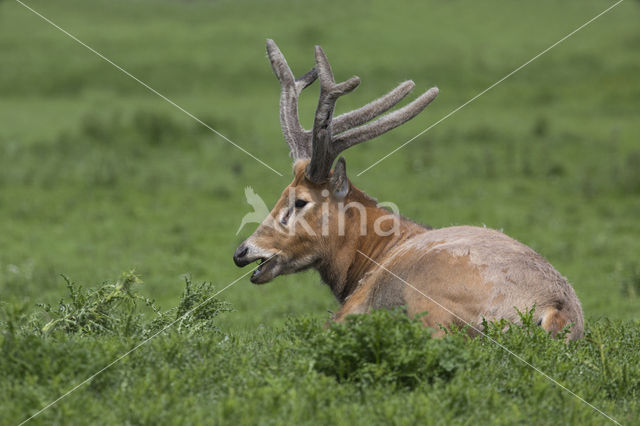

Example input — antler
[266,39,318,160]
[306,46,361,181]
[266,40,439,182]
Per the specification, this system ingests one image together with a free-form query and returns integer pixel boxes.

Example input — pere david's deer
[233,40,584,340]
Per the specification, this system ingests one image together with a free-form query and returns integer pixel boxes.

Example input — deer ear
[330,157,349,199]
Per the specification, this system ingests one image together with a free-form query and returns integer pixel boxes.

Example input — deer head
[233,40,438,284]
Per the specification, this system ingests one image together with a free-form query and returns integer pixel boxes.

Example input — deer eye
[294,199,308,209]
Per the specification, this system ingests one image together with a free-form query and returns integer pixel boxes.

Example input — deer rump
[233,40,584,340]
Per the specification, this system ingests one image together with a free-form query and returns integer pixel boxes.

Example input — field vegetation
[1,0,639,423]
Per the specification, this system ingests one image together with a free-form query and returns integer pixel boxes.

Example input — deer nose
[233,244,250,267]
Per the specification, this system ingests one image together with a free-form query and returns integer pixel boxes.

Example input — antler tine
[267,40,438,180]
[332,80,415,134]
[266,39,318,160]
[307,46,360,182]
[332,87,439,153]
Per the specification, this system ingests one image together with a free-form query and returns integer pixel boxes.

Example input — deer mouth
[250,256,280,284]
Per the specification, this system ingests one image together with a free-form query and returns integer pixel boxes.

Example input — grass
[2,279,639,424]
[0,0,639,423]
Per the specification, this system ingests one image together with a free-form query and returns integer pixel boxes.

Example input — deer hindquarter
[334,226,584,340]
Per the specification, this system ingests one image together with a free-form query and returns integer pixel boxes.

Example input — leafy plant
[24,272,231,338]
[147,277,232,336]
[37,271,153,337]
[302,309,471,389]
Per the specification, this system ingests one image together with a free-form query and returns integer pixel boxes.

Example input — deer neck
[316,186,426,303]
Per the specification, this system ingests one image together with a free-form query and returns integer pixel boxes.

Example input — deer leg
[331,285,375,322]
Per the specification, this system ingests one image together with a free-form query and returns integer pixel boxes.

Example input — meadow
[1,0,639,424]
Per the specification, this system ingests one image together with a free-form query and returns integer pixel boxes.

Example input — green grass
[1,0,639,423]
[2,279,639,424]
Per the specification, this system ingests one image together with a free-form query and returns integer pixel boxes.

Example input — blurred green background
[1,0,639,330]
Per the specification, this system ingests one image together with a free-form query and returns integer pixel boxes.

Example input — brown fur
[234,160,584,340]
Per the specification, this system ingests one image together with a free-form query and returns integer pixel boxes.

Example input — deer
[233,39,584,340]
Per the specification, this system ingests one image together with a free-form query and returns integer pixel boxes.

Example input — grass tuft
[300,309,471,389]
